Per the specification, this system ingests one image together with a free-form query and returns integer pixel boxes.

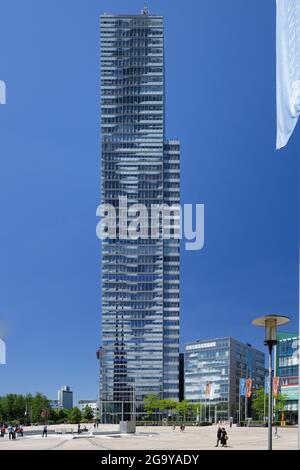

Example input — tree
[252,388,265,420]
[0,393,51,424]
[82,406,94,423]
[52,408,69,424]
[143,394,160,419]
[176,401,194,421]
[274,394,288,419]
[67,407,82,424]
[251,388,288,421]
[31,393,51,423]
[0,394,26,422]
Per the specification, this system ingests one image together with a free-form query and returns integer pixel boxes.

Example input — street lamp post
[252,314,290,451]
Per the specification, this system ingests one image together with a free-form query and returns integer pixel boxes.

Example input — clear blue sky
[0,0,299,402]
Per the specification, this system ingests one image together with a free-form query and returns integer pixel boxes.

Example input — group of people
[77,423,88,434]
[172,424,186,432]
[216,426,229,447]
[0,424,24,440]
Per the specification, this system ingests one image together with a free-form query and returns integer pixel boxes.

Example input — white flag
[276,0,300,149]
[0,338,6,365]
[209,382,215,400]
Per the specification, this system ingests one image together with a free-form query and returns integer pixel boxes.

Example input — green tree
[31,393,51,423]
[252,388,288,421]
[274,394,288,419]
[252,388,265,420]
[52,408,69,424]
[143,394,160,419]
[67,407,82,424]
[176,400,194,421]
[82,406,94,423]
[0,394,26,422]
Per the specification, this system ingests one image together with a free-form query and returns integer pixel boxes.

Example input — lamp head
[252,314,290,346]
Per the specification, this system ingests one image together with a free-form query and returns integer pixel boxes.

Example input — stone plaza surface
[0,424,297,450]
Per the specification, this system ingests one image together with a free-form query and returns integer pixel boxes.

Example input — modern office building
[184,337,265,422]
[276,332,299,423]
[58,385,73,410]
[100,7,180,423]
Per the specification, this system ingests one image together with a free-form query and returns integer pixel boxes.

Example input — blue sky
[0,0,299,402]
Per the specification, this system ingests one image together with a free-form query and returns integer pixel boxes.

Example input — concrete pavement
[0,424,297,450]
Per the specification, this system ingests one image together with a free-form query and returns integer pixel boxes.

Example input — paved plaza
[0,424,297,450]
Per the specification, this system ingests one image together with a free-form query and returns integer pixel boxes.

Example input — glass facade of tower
[100,12,180,423]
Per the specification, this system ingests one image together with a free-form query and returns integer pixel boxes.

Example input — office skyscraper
[100,7,180,423]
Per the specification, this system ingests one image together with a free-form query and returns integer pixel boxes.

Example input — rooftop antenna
[142,1,149,15]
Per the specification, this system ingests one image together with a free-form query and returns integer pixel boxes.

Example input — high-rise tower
[100,10,180,423]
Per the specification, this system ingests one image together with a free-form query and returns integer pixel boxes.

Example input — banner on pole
[205,382,211,397]
[276,0,300,149]
[265,376,270,395]
[209,382,216,400]
[239,378,246,397]
[273,376,280,397]
[246,378,253,398]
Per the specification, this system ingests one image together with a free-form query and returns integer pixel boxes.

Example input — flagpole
[298,250,300,449]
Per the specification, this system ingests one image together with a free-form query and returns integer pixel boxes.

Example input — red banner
[273,377,280,397]
[246,378,253,398]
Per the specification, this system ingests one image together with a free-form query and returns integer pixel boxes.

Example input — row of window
[102,95,163,105]
[102,67,163,78]
[102,48,162,57]
[102,55,162,63]
[102,116,162,124]
[102,77,162,86]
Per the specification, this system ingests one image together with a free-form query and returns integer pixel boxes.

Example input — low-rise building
[184,337,265,422]
[78,400,98,419]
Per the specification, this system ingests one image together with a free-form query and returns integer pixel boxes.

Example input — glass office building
[100,9,180,423]
[276,332,299,423]
[184,338,265,422]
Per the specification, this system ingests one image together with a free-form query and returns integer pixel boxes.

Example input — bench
[55,428,74,435]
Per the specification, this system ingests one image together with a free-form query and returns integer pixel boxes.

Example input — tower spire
[142,1,149,15]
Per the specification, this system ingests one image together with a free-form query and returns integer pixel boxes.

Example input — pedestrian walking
[173,424,176,432]
[8,425,14,440]
[274,426,280,438]
[220,427,228,447]
[215,426,222,447]
[42,425,47,438]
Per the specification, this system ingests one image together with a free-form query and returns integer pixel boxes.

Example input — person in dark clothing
[215,427,222,447]
[221,427,228,447]
[42,425,47,437]
[8,425,14,440]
